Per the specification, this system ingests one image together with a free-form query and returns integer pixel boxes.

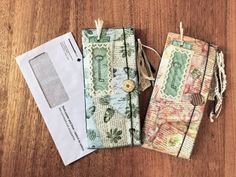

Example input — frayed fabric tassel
[94,18,104,41]
[179,21,184,42]
[209,51,227,122]
[137,39,161,91]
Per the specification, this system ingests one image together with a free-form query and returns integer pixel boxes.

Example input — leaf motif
[113,128,118,134]
[117,130,122,136]
[106,131,112,138]
[122,52,126,58]
[191,68,201,79]
[106,128,122,143]
[99,95,111,105]
[127,50,131,57]
[87,129,96,141]
[125,106,131,119]
[125,104,139,119]
[86,106,96,119]
[104,108,115,123]
[120,43,134,58]
[132,104,139,118]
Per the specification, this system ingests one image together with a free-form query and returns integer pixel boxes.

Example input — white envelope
[16,32,95,165]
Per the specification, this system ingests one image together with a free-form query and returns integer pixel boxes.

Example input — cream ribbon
[137,39,161,91]
[94,18,104,40]
[180,21,184,42]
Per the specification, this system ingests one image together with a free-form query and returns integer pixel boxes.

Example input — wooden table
[0,0,235,177]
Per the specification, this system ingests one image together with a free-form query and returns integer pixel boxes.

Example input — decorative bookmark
[82,20,141,148]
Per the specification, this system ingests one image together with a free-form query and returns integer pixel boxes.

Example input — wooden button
[122,79,135,93]
[191,93,204,106]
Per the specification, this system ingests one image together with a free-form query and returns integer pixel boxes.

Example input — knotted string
[209,51,227,122]
[137,39,161,91]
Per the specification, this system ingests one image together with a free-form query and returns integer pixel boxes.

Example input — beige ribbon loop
[137,39,161,91]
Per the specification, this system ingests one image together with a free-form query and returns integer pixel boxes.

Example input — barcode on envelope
[29,53,69,108]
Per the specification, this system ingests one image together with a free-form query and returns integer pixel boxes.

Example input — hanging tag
[137,39,161,91]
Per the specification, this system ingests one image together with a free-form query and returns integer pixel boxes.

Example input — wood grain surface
[0,0,235,177]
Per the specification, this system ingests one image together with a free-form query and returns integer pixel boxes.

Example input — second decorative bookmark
[142,23,226,159]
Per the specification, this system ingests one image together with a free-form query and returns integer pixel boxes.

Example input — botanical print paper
[142,33,216,159]
[82,28,141,148]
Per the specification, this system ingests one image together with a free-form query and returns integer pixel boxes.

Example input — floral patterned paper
[142,33,217,159]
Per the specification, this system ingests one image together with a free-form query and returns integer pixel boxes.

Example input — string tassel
[209,51,227,122]
[179,21,184,42]
[94,18,104,41]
